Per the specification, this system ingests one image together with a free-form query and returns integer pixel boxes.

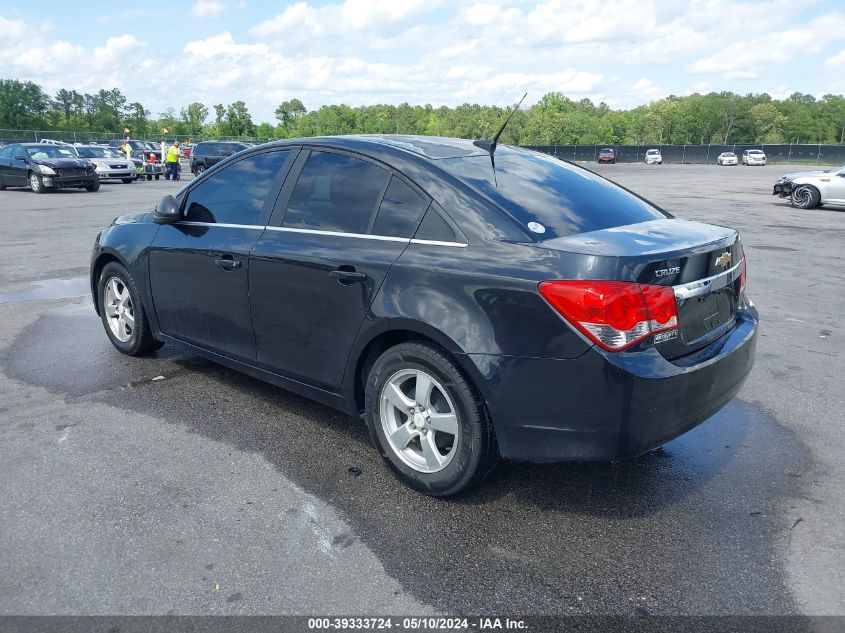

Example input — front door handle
[214,256,242,270]
[330,268,366,284]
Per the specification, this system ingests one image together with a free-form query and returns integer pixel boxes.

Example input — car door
[7,145,29,187]
[0,145,12,183]
[249,148,430,391]
[827,168,845,203]
[148,147,297,361]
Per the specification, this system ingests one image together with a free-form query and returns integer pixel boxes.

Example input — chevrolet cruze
[90,135,758,496]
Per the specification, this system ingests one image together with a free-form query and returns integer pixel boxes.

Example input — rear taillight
[738,247,747,301]
[538,280,678,351]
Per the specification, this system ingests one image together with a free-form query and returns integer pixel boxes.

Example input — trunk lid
[542,218,743,359]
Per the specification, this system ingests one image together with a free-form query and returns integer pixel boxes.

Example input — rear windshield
[438,148,666,239]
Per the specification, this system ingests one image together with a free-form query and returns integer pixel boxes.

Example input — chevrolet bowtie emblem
[715,252,732,268]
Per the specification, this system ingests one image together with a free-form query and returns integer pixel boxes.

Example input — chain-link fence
[3,130,845,164]
[522,144,845,165]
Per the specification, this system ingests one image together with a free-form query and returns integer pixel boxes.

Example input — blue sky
[1,0,844,123]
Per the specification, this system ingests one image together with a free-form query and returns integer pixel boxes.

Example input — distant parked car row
[593,148,769,166]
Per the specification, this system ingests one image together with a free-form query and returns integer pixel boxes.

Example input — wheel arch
[90,249,129,315]
[345,320,493,418]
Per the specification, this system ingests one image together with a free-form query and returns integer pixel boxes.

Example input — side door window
[282,151,389,234]
[183,150,292,226]
[371,176,429,238]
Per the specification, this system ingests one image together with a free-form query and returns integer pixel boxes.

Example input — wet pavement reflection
[3,303,811,615]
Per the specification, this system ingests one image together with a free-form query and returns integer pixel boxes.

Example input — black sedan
[0,143,99,193]
[90,135,758,496]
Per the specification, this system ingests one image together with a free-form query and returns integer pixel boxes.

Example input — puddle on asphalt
[0,277,89,303]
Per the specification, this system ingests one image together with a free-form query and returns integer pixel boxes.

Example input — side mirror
[15,155,27,161]
[153,195,180,224]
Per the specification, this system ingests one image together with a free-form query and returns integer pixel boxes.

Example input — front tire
[365,342,498,496]
[98,262,163,356]
[85,178,100,192]
[791,185,821,210]
[29,172,45,193]
[122,178,133,184]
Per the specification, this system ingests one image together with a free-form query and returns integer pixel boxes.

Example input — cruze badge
[715,252,731,268]
[655,266,680,277]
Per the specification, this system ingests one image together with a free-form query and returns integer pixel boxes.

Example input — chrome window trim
[673,260,742,301]
[174,221,469,247]
[176,221,265,230]
[410,238,468,248]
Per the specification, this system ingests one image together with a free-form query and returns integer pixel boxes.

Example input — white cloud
[826,49,845,69]
[1,1,844,122]
[686,12,845,79]
[192,0,224,19]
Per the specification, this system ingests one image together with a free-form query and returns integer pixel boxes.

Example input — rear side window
[371,177,428,237]
[183,150,291,225]
[438,149,666,239]
[194,143,207,155]
[283,151,389,234]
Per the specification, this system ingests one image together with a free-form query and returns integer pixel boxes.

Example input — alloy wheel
[379,369,459,473]
[103,276,135,343]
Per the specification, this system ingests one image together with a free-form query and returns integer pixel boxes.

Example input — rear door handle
[215,256,242,270]
[330,268,367,284]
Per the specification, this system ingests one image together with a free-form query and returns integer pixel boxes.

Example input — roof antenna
[473,92,527,156]
[473,93,527,186]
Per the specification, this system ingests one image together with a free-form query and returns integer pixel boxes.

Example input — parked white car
[742,149,767,166]
[772,165,845,209]
[717,152,738,166]
[644,149,662,164]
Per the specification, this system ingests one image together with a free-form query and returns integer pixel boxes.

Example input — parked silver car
[76,145,135,183]
[772,165,845,209]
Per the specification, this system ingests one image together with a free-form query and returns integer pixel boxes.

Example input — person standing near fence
[165,142,180,181]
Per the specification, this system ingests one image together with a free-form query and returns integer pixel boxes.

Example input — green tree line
[2,78,844,145]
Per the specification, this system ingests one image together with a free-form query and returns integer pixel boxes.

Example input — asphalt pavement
[0,160,842,616]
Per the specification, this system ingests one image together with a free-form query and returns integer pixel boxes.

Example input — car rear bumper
[469,301,758,462]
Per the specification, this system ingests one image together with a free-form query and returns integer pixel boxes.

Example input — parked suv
[645,149,662,165]
[742,149,767,166]
[190,141,250,175]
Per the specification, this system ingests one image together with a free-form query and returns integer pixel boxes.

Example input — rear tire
[0,176,5,190]
[791,185,821,210]
[195,164,205,176]
[98,262,163,356]
[365,341,498,496]
[122,178,133,184]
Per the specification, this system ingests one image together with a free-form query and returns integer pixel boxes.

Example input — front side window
[283,151,389,234]
[371,176,428,237]
[183,150,291,225]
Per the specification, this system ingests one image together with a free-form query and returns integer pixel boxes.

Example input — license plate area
[679,288,735,345]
